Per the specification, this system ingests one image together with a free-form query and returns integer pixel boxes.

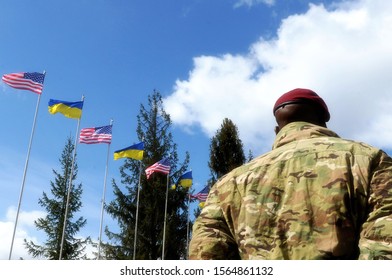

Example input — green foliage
[192,118,246,219]
[208,118,246,181]
[24,137,90,260]
[247,149,254,162]
[103,90,191,260]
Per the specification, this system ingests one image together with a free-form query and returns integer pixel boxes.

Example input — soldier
[189,88,392,260]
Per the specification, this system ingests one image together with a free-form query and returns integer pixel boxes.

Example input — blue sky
[1,0,392,259]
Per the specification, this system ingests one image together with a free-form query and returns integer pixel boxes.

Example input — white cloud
[164,0,392,155]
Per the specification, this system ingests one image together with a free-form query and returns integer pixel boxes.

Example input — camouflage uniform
[189,122,392,259]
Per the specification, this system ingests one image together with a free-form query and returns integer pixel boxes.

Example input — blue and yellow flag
[171,170,193,190]
[48,99,84,119]
[114,142,144,160]
[178,171,193,188]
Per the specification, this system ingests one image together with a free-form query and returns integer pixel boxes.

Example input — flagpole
[133,160,143,260]
[8,74,44,259]
[185,170,192,259]
[162,173,170,260]
[186,192,191,259]
[59,95,84,260]
[97,119,113,260]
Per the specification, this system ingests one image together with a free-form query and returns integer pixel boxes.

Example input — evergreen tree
[247,149,254,162]
[104,90,190,260]
[192,118,246,219]
[208,118,246,182]
[24,137,90,260]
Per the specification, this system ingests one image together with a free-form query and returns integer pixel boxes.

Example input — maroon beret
[273,88,330,122]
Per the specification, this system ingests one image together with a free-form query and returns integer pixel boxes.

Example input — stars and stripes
[2,72,45,94]
[191,185,210,201]
[79,125,112,144]
[145,158,171,179]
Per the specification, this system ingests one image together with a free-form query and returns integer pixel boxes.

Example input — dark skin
[274,102,327,135]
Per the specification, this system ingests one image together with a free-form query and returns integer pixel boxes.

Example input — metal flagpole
[8,72,44,259]
[97,119,113,260]
[59,95,84,260]
[133,160,143,260]
[162,173,170,260]
[186,192,191,259]
[185,170,192,259]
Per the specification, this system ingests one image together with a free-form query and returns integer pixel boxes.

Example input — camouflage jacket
[189,122,392,260]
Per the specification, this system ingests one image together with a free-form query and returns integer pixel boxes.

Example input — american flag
[79,125,112,144]
[145,158,171,179]
[191,185,210,201]
[2,72,45,94]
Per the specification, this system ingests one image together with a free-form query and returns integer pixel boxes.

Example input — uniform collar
[272,122,340,149]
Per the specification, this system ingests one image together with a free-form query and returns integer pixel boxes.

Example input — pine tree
[104,90,190,260]
[247,149,254,162]
[192,118,246,219]
[208,118,246,182]
[24,137,90,260]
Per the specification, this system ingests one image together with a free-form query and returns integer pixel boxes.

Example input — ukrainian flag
[178,170,193,188]
[48,99,84,119]
[114,142,144,160]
